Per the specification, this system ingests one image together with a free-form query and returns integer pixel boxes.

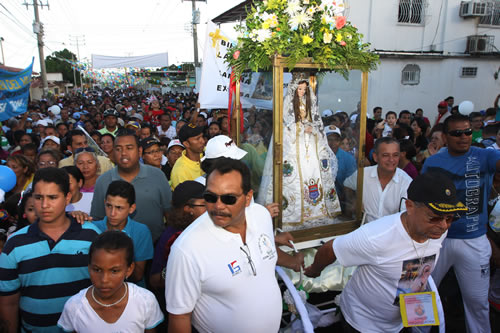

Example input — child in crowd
[58,231,164,332]
[93,180,153,286]
[63,166,93,214]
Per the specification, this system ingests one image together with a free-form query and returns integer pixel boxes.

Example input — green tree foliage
[45,49,80,85]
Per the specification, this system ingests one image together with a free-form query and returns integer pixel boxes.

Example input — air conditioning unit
[460,1,489,17]
[466,35,494,53]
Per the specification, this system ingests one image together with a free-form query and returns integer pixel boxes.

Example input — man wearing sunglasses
[305,172,466,332]
[422,114,500,333]
[165,158,302,333]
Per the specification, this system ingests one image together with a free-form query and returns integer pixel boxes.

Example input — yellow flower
[336,32,342,42]
[302,35,313,44]
[262,21,270,29]
[323,32,333,43]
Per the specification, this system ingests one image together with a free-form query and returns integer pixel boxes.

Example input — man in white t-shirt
[344,137,412,222]
[306,172,468,332]
[165,158,303,333]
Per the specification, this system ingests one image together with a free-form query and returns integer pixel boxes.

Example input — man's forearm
[0,294,20,333]
[168,313,192,333]
[310,240,337,274]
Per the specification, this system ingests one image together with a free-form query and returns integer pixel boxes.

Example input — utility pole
[0,37,5,65]
[69,35,85,90]
[183,0,205,68]
[24,0,49,98]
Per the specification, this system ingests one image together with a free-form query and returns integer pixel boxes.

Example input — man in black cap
[99,108,119,136]
[305,172,467,332]
[170,123,206,189]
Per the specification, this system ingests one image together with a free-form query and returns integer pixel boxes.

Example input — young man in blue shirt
[93,180,154,287]
[0,167,101,333]
[422,113,500,333]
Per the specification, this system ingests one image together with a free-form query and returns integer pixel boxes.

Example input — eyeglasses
[240,244,257,276]
[203,191,243,205]
[38,161,57,167]
[74,147,95,154]
[447,129,473,137]
[143,149,162,155]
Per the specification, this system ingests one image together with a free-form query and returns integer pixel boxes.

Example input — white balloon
[458,101,474,115]
[48,105,61,115]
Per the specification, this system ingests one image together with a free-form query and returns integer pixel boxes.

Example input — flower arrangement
[225,0,379,79]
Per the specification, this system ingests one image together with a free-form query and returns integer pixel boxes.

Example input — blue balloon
[0,166,17,192]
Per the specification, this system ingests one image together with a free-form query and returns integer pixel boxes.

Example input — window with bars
[479,1,500,26]
[461,67,478,77]
[398,0,424,24]
[401,64,421,85]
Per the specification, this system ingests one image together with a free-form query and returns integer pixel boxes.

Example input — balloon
[0,166,16,192]
[458,101,474,115]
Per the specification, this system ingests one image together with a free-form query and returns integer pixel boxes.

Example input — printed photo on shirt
[393,254,436,305]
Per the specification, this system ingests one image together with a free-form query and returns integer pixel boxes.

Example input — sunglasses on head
[74,147,95,154]
[203,191,243,205]
[447,128,472,137]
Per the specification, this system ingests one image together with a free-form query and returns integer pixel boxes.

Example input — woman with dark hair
[6,155,35,197]
[36,149,62,169]
[399,139,418,179]
[99,133,115,163]
[411,117,429,153]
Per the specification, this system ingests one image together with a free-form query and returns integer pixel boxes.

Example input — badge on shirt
[258,234,275,260]
[400,292,440,327]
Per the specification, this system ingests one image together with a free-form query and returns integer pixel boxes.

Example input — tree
[45,49,80,85]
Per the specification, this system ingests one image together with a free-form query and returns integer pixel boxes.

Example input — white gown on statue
[257,78,341,231]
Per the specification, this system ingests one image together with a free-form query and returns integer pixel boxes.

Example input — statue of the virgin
[257,73,341,231]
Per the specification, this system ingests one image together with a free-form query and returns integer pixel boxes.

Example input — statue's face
[297,83,307,98]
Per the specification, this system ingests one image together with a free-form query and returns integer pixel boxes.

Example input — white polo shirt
[343,165,412,222]
[165,204,282,333]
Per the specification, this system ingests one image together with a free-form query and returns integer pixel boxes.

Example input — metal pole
[0,37,5,65]
[33,0,48,98]
[192,0,199,67]
[72,54,77,91]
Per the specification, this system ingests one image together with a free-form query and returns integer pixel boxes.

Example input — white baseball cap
[324,125,341,137]
[41,135,60,147]
[201,135,247,161]
[167,139,185,151]
[322,109,333,118]
[35,119,49,127]
[48,105,61,115]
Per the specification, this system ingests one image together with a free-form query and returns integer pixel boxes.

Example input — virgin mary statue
[257,73,341,231]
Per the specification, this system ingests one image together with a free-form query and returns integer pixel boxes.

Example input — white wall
[345,0,500,120]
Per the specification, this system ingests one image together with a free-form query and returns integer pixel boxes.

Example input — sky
[0,0,243,72]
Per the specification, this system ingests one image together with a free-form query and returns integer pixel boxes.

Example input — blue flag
[0,58,34,121]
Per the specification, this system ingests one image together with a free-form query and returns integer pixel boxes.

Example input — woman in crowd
[399,139,419,179]
[99,133,115,162]
[74,148,101,193]
[411,117,429,154]
[6,155,35,197]
[36,149,62,169]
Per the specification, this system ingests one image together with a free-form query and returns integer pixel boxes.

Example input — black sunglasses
[447,129,473,137]
[74,147,95,154]
[203,191,243,205]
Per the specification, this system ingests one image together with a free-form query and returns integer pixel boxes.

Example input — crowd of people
[0,86,498,332]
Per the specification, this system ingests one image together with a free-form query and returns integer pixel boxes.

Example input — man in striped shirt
[0,167,101,332]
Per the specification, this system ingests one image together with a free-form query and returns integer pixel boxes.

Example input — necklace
[402,214,430,266]
[91,282,128,308]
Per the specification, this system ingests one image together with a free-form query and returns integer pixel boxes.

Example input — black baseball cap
[140,137,160,150]
[407,171,467,214]
[172,181,205,208]
[103,108,119,118]
[178,123,204,143]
